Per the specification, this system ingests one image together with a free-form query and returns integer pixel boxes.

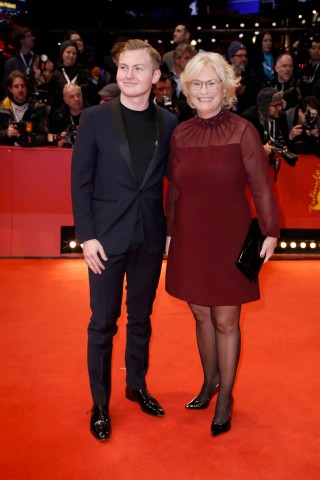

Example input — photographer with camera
[31,55,55,112]
[0,70,48,147]
[152,73,195,123]
[284,96,320,156]
[272,53,300,111]
[297,35,320,99]
[48,83,89,148]
[242,87,298,180]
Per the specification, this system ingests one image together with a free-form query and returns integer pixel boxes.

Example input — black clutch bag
[235,218,266,284]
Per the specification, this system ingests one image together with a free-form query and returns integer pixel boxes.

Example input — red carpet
[0,258,319,479]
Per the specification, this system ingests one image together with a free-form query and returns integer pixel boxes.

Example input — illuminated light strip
[0,2,17,9]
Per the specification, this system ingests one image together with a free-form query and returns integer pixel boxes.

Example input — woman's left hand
[260,236,277,263]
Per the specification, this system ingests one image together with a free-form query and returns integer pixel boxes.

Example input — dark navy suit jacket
[71,96,178,254]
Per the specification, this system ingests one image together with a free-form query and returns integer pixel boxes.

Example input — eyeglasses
[189,79,222,91]
[270,102,283,109]
[306,109,318,117]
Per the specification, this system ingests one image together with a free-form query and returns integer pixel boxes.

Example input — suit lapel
[111,97,138,184]
[140,103,164,189]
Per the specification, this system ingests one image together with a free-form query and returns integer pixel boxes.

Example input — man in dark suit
[71,39,178,442]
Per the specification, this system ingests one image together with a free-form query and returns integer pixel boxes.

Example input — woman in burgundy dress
[165,52,279,436]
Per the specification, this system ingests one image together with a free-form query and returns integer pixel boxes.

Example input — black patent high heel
[185,384,220,410]
[211,397,233,436]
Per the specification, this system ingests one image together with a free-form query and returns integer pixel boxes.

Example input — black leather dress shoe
[90,404,111,441]
[185,384,220,410]
[125,387,164,416]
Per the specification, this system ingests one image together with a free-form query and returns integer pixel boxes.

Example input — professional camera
[33,54,51,105]
[269,139,298,167]
[61,125,78,147]
[270,145,298,167]
[268,136,298,181]
[301,109,318,136]
[12,121,33,134]
[33,88,50,105]
[156,96,178,115]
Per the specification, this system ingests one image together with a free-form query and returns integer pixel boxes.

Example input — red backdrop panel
[1,147,320,257]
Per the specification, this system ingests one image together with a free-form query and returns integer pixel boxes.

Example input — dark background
[0,1,319,64]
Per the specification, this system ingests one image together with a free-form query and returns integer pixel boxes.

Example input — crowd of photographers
[0,24,319,173]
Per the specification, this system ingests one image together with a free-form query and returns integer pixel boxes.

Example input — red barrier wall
[0,147,73,257]
[1,147,320,257]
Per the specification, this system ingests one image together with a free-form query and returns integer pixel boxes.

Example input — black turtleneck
[121,103,157,186]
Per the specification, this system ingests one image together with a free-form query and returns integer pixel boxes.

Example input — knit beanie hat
[228,41,247,59]
[60,40,79,56]
[257,87,283,118]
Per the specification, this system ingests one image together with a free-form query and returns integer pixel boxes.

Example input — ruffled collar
[195,108,228,127]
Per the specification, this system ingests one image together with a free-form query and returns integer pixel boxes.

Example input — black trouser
[87,222,163,406]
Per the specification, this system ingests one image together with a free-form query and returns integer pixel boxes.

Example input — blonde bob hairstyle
[180,52,240,109]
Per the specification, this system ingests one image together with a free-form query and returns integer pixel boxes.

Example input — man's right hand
[7,124,20,138]
[264,142,273,156]
[82,239,108,274]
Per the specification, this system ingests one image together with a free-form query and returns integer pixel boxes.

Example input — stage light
[274,229,320,258]
[60,226,83,255]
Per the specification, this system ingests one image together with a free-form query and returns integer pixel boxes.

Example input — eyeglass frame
[270,102,283,109]
[188,79,222,91]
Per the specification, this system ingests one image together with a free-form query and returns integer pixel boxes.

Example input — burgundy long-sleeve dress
[165,108,280,306]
